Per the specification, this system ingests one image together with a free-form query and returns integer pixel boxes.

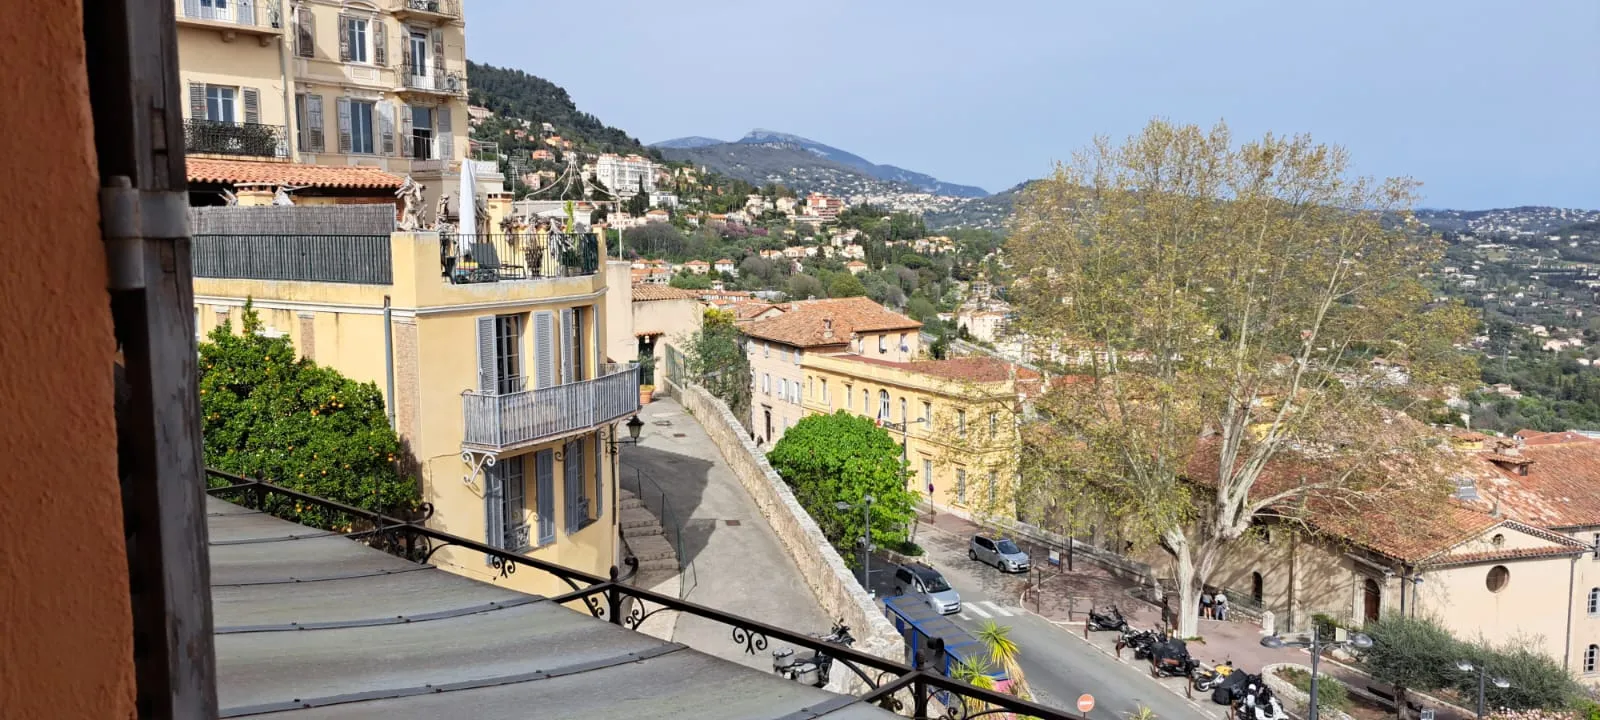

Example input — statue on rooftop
[395,176,423,231]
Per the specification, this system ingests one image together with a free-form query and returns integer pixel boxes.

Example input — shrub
[1277,666,1351,713]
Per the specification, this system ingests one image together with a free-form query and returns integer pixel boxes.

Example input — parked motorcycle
[1192,659,1237,693]
[1148,636,1200,678]
[772,619,856,688]
[1233,673,1289,720]
[1087,606,1130,632]
[1116,627,1163,660]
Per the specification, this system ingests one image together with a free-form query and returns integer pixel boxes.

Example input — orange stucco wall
[0,1,136,718]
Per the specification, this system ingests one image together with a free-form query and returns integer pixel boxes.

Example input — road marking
[958,612,971,621]
[981,601,1014,617]
[966,604,992,618]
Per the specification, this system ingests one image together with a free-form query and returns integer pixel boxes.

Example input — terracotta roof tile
[832,354,1041,383]
[1469,441,1600,529]
[740,297,920,348]
[185,158,404,190]
[1515,429,1598,446]
[1429,544,1589,567]
[631,285,700,302]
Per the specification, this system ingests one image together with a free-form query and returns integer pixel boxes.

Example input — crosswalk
[959,600,1017,620]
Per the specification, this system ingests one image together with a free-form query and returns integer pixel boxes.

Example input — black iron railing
[181,0,282,27]
[205,471,1083,720]
[184,118,288,158]
[396,0,459,18]
[193,234,393,284]
[442,232,599,284]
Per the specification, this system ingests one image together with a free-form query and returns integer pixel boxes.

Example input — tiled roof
[631,285,700,302]
[832,354,1041,383]
[1470,441,1600,529]
[740,297,920,348]
[1429,543,1590,568]
[1515,429,1598,446]
[186,158,404,189]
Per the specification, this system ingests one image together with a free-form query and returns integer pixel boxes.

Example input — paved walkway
[619,398,831,673]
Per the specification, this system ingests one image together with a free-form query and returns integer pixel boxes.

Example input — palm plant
[949,658,998,716]
[976,620,1032,701]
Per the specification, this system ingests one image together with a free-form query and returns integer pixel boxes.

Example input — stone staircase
[620,489,677,572]
[619,488,682,642]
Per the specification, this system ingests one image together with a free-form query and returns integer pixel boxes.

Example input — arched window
[900,397,907,423]
[1586,645,1599,674]
[878,390,890,420]
[1363,578,1381,622]
[1251,572,1264,604]
[1589,588,1600,616]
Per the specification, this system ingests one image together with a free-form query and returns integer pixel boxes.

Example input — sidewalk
[919,509,1473,720]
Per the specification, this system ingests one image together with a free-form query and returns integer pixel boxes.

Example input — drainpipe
[1565,554,1577,671]
[279,0,297,162]
[384,295,396,429]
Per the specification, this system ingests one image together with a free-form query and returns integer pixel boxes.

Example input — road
[862,522,1217,720]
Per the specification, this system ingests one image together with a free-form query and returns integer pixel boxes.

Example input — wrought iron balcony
[184,119,288,158]
[395,65,466,97]
[177,0,283,39]
[393,0,459,22]
[462,363,641,452]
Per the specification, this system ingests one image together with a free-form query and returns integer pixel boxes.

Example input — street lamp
[1261,625,1373,720]
[836,495,876,597]
[1455,660,1510,720]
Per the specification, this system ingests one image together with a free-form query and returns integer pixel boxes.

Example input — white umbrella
[458,157,477,237]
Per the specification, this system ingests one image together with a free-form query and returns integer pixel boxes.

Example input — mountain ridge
[653,128,988,198]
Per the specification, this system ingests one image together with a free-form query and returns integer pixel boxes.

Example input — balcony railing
[184,119,288,158]
[443,233,600,284]
[180,0,282,28]
[395,63,466,96]
[462,364,641,452]
[193,234,393,284]
[393,0,459,20]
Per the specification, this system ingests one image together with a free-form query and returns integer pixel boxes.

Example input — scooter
[1192,659,1236,693]
[1116,627,1163,660]
[773,620,855,688]
[1148,636,1200,678]
[1087,606,1130,632]
[1233,674,1289,720]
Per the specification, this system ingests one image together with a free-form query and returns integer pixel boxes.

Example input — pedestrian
[1215,591,1229,621]
[1160,594,1173,631]
[1200,589,1214,619]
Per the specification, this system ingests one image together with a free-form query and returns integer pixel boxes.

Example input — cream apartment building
[738,297,922,446]
[193,222,639,598]
[176,0,495,209]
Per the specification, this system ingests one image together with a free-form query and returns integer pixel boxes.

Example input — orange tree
[199,303,418,526]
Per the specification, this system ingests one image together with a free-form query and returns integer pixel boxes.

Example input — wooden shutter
[373,19,387,66]
[399,104,412,158]
[307,95,325,152]
[559,308,574,384]
[593,438,604,522]
[431,28,445,82]
[535,450,555,546]
[296,7,315,58]
[532,311,555,389]
[378,102,394,155]
[436,105,452,160]
[337,15,351,62]
[242,88,260,124]
[188,82,205,120]
[475,316,497,393]
[483,462,503,563]
[336,97,351,153]
[563,439,580,532]
[400,39,412,76]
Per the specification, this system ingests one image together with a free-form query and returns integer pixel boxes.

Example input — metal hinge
[99,176,189,290]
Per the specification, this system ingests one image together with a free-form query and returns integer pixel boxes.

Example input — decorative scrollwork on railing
[583,594,604,619]
[489,555,516,579]
[870,670,908,713]
[622,599,674,631]
[731,625,769,655]
[412,502,435,523]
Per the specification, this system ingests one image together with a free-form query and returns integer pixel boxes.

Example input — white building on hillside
[594,153,657,195]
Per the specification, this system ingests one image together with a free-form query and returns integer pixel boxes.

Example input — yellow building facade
[798,353,1029,518]
[176,0,492,208]
[195,230,640,596]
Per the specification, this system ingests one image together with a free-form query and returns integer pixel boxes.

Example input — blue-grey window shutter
[475,316,496,393]
[533,311,555,389]
[564,439,580,532]
[483,463,503,565]
[593,434,604,521]
[535,450,555,545]
[559,308,575,384]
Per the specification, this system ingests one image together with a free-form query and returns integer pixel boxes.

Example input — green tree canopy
[1363,614,1581,717]
[767,411,916,557]
[669,271,713,290]
[828,272,868,298]
[200,303,417,526]
[682,308,751,422]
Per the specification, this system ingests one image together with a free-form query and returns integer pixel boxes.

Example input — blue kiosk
[882,595,1008,685]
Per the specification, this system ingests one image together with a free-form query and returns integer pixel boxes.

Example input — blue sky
[468,0,1599,209]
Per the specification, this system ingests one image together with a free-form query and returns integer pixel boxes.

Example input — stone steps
[619,489,644,511]
[628,533,675,563]
[620,506,662,534]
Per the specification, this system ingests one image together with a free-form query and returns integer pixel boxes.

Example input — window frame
[204,85,237,123]
[499,456,528,550]
[1588,644,1600,674]
[956,468,967,504]
[346,16,371,64]
[348,99,376,155]
[493,314,523,394]
[1589,588,1600,616]
[878,335,887,353]
[878,390,890,421]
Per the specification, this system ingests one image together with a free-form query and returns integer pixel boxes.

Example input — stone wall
[667,378,903,690]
